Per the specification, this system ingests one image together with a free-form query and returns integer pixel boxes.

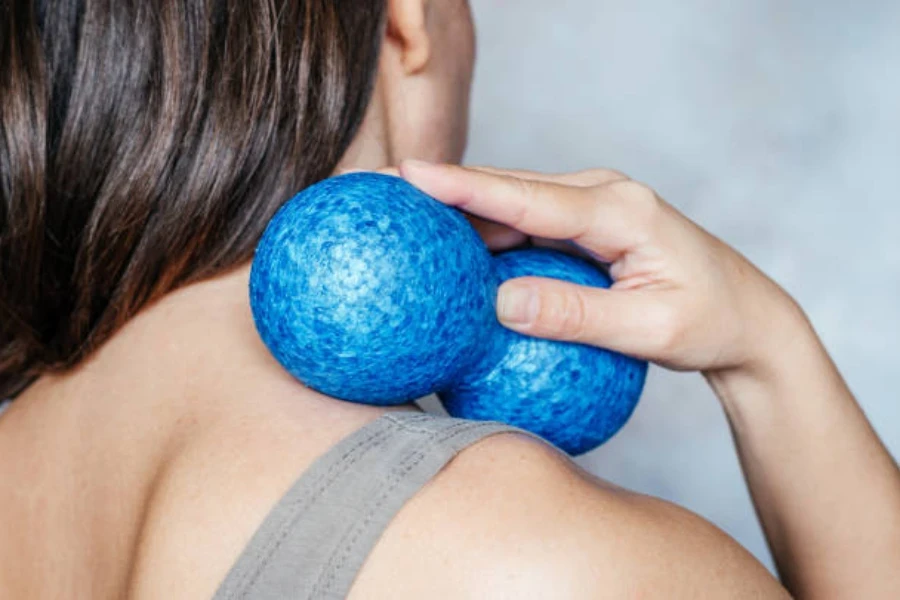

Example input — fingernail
[497,282,539,326]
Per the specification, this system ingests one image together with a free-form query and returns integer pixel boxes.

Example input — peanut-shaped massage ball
[250,173,647,455]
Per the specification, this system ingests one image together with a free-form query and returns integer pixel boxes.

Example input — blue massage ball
[249,173,498,405]
[439,248,649,455]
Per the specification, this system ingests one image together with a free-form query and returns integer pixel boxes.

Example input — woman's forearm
[706,306,900,598]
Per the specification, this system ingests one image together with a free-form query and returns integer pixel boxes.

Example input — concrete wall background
[466,0,900,568]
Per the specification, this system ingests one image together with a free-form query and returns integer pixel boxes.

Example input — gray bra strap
[212,411,537,600]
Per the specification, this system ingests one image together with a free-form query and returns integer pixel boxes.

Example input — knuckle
[626,180,661,208]
[577,168,629,184]
[510,175,538,199]
[595,167,630,181]
[609,180,662,223]
[506,177,539,228]
[536,287,590,341]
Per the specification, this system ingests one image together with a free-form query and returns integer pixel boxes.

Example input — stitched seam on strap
[309,421,508,598]
[382,412,449,434]
[312,421,508,597]
[227,419,401,598]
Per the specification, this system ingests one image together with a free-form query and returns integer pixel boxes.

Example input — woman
[1,0,897,598]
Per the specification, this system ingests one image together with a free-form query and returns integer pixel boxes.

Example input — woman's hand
[397,160,804,375]
[397,160,900,599]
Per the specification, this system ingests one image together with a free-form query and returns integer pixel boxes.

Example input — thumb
[496,277,661,357]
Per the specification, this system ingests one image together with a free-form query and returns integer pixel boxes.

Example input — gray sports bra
[211,410,541,600]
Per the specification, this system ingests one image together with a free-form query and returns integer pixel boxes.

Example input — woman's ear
[386,0,432,74]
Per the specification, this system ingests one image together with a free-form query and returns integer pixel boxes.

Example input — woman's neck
[21,262,416,429]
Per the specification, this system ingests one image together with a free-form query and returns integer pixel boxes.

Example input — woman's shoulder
[130,399,785,599]
[348,428,786,599]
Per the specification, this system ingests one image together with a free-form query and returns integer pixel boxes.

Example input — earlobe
[387,0,432,74]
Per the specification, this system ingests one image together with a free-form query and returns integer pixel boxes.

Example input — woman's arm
[707,311,900,598]
[397,160,900,598]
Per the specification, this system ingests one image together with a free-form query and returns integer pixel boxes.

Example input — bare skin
[0,265,789,599]
[0,1,480,596]
[393,160,900,598]
[2,0,897,598]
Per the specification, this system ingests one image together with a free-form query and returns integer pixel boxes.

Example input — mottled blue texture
[251,174,647,454]
[250,173,498,404]
[439,249,648,456]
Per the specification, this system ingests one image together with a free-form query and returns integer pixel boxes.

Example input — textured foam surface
[250,173,498,404]
[251,175,647,454]
[440,249,648,455]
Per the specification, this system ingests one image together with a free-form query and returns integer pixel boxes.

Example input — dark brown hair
[0,0,386,398]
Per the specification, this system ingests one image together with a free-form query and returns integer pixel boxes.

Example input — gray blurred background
[465,0,900,569]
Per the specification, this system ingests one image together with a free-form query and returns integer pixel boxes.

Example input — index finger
[398,160,641,261]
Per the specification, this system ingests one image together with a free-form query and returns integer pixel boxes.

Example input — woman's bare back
[0,367,785,599]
